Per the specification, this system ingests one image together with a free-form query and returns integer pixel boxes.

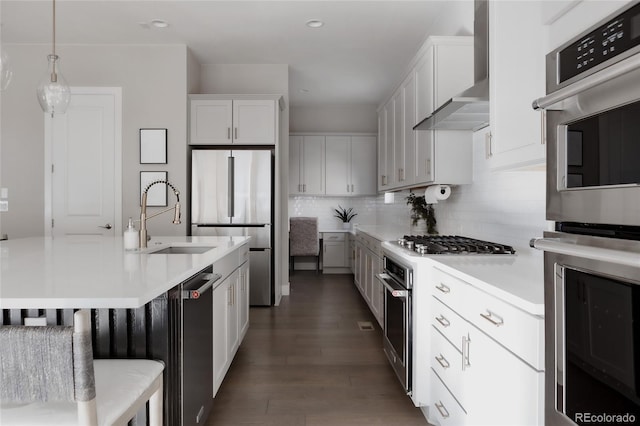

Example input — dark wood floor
[206,272,428,426]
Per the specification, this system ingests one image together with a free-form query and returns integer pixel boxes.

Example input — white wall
[290,104,377,133]
[200,64,288,95]
[0,44,189,239]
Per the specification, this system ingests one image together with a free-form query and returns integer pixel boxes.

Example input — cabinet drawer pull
[435,283,450,294]
[234,127,238,139]
[227,127,231,140]
[435,401,450,419]
[435,354,450,369]
[351,184,354,192]
[462,334,471,371]
[480,310,504,327]
[435,315,450,327]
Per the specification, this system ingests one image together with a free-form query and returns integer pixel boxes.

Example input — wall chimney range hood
[414,0,489,131]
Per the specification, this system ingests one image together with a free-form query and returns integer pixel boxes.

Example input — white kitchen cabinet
[213,262,249,397]
[289,135,325,195]
[487,1,546,170]
[212,274,230,396]
[349,234,355,273]
[322,232,348,269]
[353,231,384,327]
[379,37,473,190]
[377,109,388,191]
[427,267,544,426]
[325,135,376,196]
[238,261,250,341]
[189,96,278,145]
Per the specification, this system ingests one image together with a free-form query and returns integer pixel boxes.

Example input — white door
[46,87,122,237]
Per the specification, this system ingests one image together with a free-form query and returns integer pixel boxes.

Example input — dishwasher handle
[182,273,222,300]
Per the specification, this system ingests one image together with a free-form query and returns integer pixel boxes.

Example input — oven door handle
[532,51,640,111]
[530,237,640,268]
[377,273,409,298]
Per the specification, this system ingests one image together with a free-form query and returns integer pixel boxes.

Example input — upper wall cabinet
[325,135,377,196]
[189,95,281,145]
[289,135,326,195]
[290,133,377,197]
[487,1,546,170]
[378,37,474,192]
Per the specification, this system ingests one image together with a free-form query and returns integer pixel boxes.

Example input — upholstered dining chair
[289,216,320,273]
[0,309,164,426]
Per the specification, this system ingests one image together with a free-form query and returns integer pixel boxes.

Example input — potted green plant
[406,192,437,234]
[333,205,357,229]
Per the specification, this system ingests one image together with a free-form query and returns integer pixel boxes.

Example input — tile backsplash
[289,129,549,250]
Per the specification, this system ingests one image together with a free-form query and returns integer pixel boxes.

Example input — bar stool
[290,217,320,273]
[0,309,164,426]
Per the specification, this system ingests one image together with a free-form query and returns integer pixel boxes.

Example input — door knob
[99,223,112,230]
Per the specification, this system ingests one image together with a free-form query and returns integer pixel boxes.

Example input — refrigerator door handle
[228,155,235,218]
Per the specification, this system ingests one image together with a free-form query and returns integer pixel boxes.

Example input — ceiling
[1,1,472,107]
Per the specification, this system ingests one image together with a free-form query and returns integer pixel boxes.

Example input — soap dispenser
[124,217,138,250]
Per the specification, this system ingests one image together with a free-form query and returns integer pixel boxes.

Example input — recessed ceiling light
[305,19,324,29]
[150,19,169,29]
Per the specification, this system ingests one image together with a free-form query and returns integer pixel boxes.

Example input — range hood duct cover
[414,0,489,131]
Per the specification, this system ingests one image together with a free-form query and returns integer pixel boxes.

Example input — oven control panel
[559,1,640,83]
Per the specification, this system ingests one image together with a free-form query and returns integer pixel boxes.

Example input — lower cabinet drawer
[431,326,466,410]
[429,368,466,426]
[431,296,468,352]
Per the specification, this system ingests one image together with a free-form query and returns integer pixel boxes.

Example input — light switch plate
[0,200,8,212]
[0,188,7,199]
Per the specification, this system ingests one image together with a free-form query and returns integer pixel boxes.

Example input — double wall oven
[532,2,640,425]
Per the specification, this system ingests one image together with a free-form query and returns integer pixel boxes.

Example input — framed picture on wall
[140,128,167,164]
[140,171,168,207]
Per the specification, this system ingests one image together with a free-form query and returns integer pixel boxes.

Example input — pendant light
[36,0,70,116]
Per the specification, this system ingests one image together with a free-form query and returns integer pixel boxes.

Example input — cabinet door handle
[234,127,238,140]
[435,283,450,294]
[462,334,471,371]
[227,127,231,140]
[426,159,431,176]
[228,286,232,306]
[435,314,450,328]
[351,184,354,192]
[435,354,450,369]
[485,131,493,158]
[480,310,504,327]
[435,401,450,419]
[347,184,350,193]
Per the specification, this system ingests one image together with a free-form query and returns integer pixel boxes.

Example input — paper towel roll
[424,185,451,204]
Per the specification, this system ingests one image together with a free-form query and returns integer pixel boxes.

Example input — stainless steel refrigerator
[190,148,274,306]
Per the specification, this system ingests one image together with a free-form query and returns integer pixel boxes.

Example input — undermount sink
[148,245,216,255]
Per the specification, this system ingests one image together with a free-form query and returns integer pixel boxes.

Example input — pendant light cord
[52,0,56,57]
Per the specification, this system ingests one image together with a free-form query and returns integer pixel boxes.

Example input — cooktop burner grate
[396,235,516,255]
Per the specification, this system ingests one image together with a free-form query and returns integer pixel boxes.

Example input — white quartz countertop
[382,241,544,316]
[0,236,249,309]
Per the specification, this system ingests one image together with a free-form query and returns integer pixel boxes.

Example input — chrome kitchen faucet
[139,180,181,249]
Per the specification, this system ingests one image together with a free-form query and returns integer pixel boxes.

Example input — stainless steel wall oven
[378,254,413,394]
[532,2,640,425]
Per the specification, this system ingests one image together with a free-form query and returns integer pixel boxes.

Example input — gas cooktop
[395,235,516,255]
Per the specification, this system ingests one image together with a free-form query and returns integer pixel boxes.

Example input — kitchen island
[0,235,250,426]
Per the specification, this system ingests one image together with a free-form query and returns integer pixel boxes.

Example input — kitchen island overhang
[0,235,250,309]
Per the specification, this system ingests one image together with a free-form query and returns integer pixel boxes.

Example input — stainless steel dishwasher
[181,266,221,426]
